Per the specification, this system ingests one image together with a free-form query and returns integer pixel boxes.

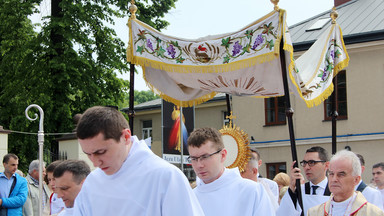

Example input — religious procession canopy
[126,5,349,108]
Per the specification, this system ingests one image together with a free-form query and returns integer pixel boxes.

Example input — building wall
[133,110,162,156]
[58,139,96,170]
[233,41,384,182]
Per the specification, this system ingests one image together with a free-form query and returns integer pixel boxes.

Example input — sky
[33,0,335,91]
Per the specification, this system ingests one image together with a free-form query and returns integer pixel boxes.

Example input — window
[264,96,286,126]
[223,111,230,126]
[142,120,152,140]
[266,162,286,179]
[306,18,331,32]
[324,70,347,120]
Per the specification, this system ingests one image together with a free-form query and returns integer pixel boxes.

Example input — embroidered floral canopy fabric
[127,10,349,107]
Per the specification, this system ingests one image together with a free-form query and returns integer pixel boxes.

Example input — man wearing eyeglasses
[187,127,275,216]
[277,146,331,216]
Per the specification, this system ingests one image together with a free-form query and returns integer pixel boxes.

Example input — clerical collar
[310,177,328,189]
[330,192,356,216]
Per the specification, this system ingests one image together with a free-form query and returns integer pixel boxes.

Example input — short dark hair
[306,146,329,161]
[3,153,18,164]
[53,160,91,184]
[187,127,224,150]
[46,160,63,173]
[76,106,129,141]
[355,153,365,166]
[373,162,384,170]
[250,147,261,160]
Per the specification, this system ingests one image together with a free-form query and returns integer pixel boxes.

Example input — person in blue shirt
[0,153,28,216]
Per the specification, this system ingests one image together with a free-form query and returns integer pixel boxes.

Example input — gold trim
[129,0,137,19]
[219,112,250,172]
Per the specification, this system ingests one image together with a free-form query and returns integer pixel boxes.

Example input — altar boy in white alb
[187,127,275,216]
[73,106,204,216]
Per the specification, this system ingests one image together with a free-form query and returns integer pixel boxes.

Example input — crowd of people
[1,105,384,215]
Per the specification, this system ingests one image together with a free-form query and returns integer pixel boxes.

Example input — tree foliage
[134,90,160,105]
[0,0,177,171]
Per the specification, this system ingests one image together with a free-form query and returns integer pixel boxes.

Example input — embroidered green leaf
[155,47,166,57]
[176,57,185,63]
[242,44,251,53]
[221,37,232,48]
[325,63,334,73]
[136,46,144,54]
[156,38,162,44]
[262,22,274,35]
[335,49,342,58]
[223,55,230,64]
[266,39,274,50]
[245,30,253,39]
[137,29,146,40]
[171,41,179,47]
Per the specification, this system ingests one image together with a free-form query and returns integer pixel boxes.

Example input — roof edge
[293,29,384,52]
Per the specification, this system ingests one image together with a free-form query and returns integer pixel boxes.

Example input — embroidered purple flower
[330,50,335,60]
[232,41,242,56]
[321,68,328,81]
[146,39,154,51]
[252,34,264,50]
[166,44,176,59]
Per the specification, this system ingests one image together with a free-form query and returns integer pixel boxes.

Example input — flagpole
[279,36,304,216]
[128,63,135,133]
[331,8,339,155]
[180,105,184,172]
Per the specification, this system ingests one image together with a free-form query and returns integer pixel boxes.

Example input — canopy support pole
[280,39,304,216]
[225,94,231,115]
[128,63,135,133]
[331,79,338,154]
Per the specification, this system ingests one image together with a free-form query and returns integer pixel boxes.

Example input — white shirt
[73,136,204,216]
[258,178,279,211]
[329,192,356,216]
[57,207,74,216]
[277,178,330,216]
[259,176,280,202]
[50,193,65,214]
[377,187,384,209]
[194,168,275,216]
[354,180,383,210]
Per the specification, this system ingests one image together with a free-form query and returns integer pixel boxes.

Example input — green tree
[0,0,177,171]
[134,90,160,105]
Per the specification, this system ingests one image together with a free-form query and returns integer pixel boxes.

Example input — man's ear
[80,178,86,186]
[354,175,361,186]
[220,149,227,163]
[361,166,365,174]
[252,167,258,175]
[325,161,330,170]
[122,129,131,142]
[258,159,262,168]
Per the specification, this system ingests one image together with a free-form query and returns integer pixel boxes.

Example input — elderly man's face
[328,159,360,202]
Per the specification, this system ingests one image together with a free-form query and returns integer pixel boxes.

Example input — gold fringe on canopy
[126,7,349,108]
